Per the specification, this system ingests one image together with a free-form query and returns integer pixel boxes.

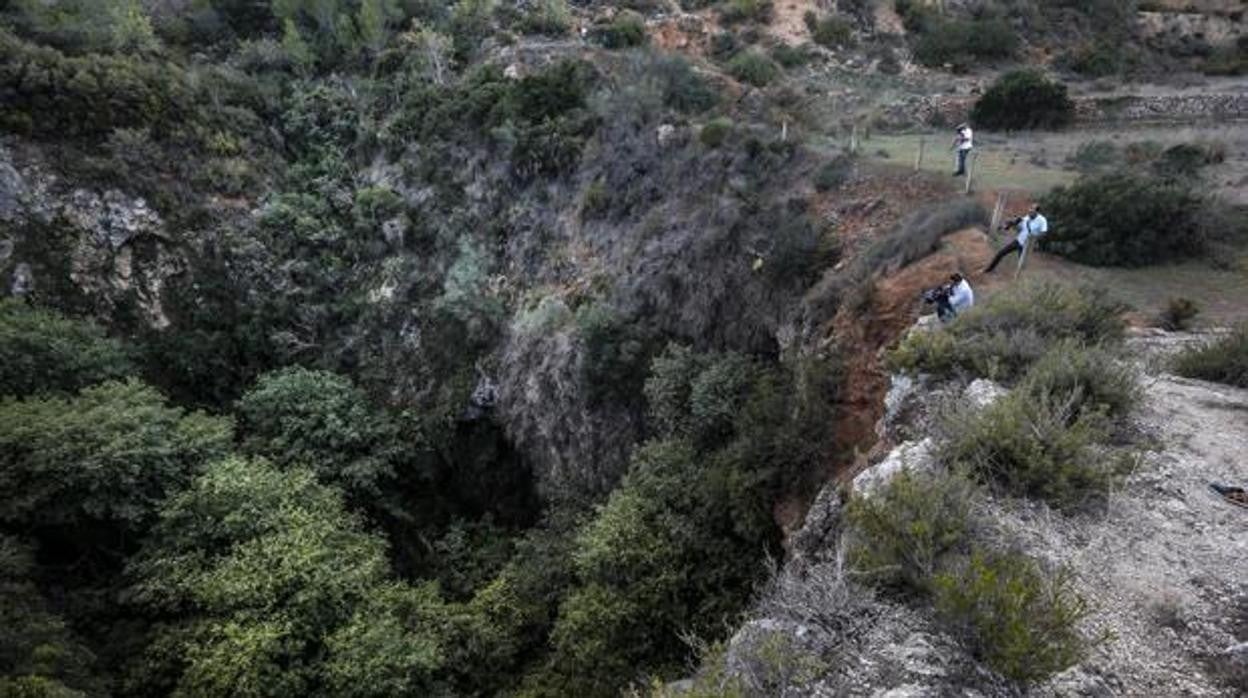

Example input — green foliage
[0,379,233,530]
[888,282,1126,382]
[700,117,733,148]
[727,50,779,87]
[127,457,448,697]
[0,536,98,696]
[718,0,773,25]
[236,367,404,500]
[1041,173,1209,267]
[934,552,1091,683]
[1018,341,1140,420]
[939,388,1115,509]
[1172,325,1248,388]
[1159,297,1201,331]
[3,0,157,54]
[912,17,1015,71]
[0,29,190,138]
[591,11,647,49]
[1067,140,1119,173]
[846,469,975,595]
[532,347,837,693]
[0,300,134,398]
[814,155,853,192]
[770,42,815,68]
[576,303,653,406]
[803,11,853,48]
[971,70,1074,131]
[518,0,571,36]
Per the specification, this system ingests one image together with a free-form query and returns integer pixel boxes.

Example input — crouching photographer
[922,273,974,323]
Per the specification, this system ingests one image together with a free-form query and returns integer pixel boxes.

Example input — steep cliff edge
[714,330,1248,696]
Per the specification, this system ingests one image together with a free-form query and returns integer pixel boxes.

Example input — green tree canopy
[0,300,134,399]
[126,457,447,698]
[0,379,233,530]
[235,366,404,499]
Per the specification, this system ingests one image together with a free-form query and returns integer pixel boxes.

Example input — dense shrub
[934,552,1091,683]
[517,0,571,36]
[0,379,233,531]
[727,50,779,87]
[236,367,406,501]
[591,11,647,49]
[803,11,853,48]
[1067,140,1119,173]
[846,469,975,595]
[1018,341,1140,420]
[576,303,655,406]
[1159,297,1201,331]
[771,42,815,68]
[126,456,449,697]
[1172,325,1248,388]
[971,70,1074,131]
[888,282,1126,382]
[1041,173,1208,267]
[939,389,1115,509]
[0,300,134,398]
[913,17,1015,71]
[718,0,773,25]
[814,155,853,192]
[700,117,733,148]
[0,29,190,138]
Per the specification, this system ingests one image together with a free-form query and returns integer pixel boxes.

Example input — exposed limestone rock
[851,438,936,498]
[962,378,1006,410]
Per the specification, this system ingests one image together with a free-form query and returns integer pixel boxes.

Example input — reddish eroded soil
[831,228,996,480]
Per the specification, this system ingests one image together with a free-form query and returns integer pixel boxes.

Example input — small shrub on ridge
[971,70,1074,131]
[1172,325,1248,388]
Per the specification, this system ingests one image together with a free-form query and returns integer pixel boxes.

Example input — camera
[921,284,952,305]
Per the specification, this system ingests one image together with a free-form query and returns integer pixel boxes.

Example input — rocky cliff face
[717,330,1248,696]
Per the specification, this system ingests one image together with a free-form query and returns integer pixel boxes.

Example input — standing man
[985,204,1048,273]
[953,122,973,176]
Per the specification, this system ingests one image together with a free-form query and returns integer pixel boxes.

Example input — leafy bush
[127,456,448,697]
[771,42,815,68]
[1041,173,1208,266]
[934,552,1091,684]
[1172,325,1248,388]
[1067,140,1119,173]
[0,300,134,398]
[1159,297,1200,331]
[700,117,733,148]
[518,0,571,36]
[1018,341,1140,420]
[727,50,779,87]
[1152,143,1223,180]
[0,29,190,138]
[913,18,1015,71]
[939,389,1115,508]
[236,367,405,501]
[845,469,975,595]
[803,11,853,48]
[893,284,1126,382]
[718,0,773,25]
[971,70,1074,131]
[576,303,654,405]
[0,379,233,531]
[814,155,853,192]
[591,10,647,49]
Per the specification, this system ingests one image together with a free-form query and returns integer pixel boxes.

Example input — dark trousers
[985,239,1023,272]
[955,149,969,175]
[936,298,956,322]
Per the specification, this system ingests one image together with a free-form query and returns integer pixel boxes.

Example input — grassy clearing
[860,134,1077,193]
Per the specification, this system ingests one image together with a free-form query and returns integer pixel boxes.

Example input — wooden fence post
[1015,237,1032,279]
[963,150,975,194]
[850,123,859,154]
[914,137,925,172]
[989,192,1006,232]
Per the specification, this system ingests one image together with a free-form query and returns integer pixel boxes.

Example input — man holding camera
[985,204,1048,273]
[927,272,974,322]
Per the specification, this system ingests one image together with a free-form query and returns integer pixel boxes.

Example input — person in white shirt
[953,123,973,176]
[985,205,1048,273]
[935,273,974,322]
